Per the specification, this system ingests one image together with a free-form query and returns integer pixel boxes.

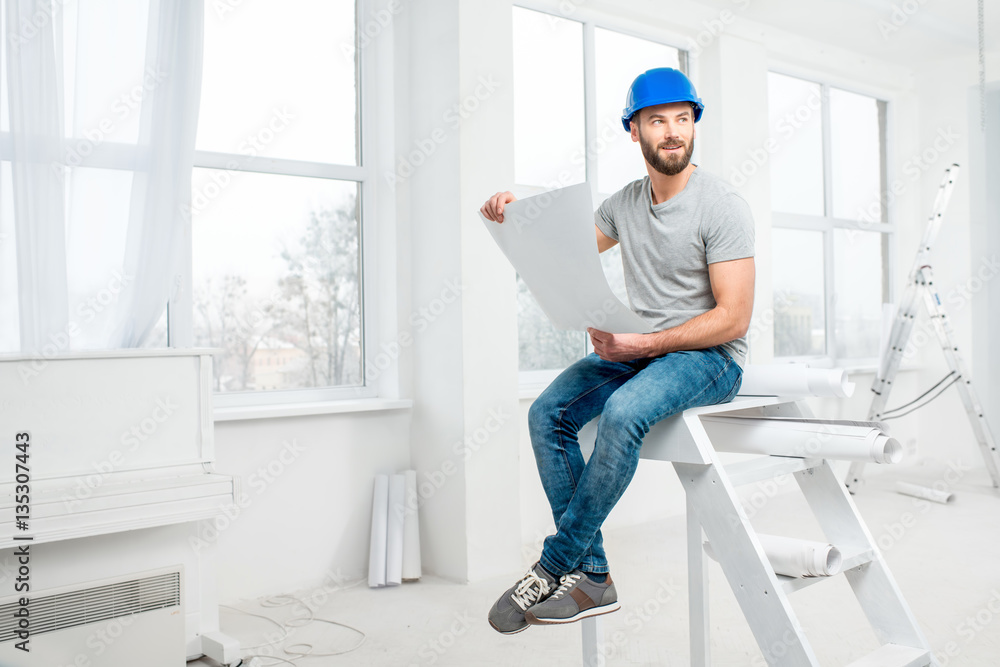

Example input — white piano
[0,349,237,665]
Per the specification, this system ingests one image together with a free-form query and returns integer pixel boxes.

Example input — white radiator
[0,566,184,666]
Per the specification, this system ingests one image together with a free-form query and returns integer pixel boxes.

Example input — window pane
[517,276,587,372]
[197,1,357,165]
[595,29,680,195]
[4,2,152,140]
[192,169,362,391]
[834,229,886,359]
[773,228,825,357]
[65,167,135,349]
[0,163,17,352]
[768,73,824,216]
[512,8,584,188]
[63,0,150,143]
[0,164,153,353]
[830,88,883,222]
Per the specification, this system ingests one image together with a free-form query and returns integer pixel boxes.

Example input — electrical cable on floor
[242,657,298,667]
[219,590,367,665]
[879,372,962,421]
[219,603,289,649]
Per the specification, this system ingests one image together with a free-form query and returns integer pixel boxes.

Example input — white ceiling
[688,0,999,70]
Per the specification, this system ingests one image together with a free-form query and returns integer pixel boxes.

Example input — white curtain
[3,0,203,351]
[111,0,202,347]
[5,0,69,352]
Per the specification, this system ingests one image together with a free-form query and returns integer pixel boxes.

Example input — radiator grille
[0,571,180,643]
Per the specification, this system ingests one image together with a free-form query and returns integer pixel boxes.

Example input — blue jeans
[528,346,742,576]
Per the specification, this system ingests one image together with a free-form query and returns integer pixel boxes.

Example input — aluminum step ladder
[844,164,1000,493]
[581,395,937,667]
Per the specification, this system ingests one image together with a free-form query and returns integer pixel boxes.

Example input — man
[481,67,755,634]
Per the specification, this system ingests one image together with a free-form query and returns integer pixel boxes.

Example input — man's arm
[588,257,755,362]
[596,226,618,253]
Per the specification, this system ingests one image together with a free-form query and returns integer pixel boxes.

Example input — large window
[0,1,372,399]
[189,0,371,399]
[512,6,682,377]
[768,72,890,362]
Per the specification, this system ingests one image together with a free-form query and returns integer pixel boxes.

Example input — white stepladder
[844,164,1000,493]
[580,394,937,667]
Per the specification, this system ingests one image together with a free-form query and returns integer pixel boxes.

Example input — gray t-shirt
[594,167,755,368]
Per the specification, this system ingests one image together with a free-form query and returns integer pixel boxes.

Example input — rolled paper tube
[738,365,855,398]
[386,474,406,586]
[896,481,954,504]
[704,534,842,578]
[368,475,389,588]
[402,470,423,581]
[757,534,843,577]
[701,415,902,464]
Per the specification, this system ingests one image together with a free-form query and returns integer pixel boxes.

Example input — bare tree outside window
[193,193,361,393]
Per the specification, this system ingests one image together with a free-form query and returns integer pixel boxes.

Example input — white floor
[191,461,1000,666]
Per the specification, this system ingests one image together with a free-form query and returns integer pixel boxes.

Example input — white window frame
[768,69,895,369]
[513,2,690,390]
[176,0,385,408]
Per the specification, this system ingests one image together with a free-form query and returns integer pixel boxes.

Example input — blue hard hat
[621,67,704,131]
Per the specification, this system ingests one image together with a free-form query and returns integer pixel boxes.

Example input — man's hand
[588,328,650,362]
[480,191,517,223]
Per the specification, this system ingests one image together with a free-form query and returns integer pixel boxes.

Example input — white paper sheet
[480,183,652,334]
[738,365,855,398]
[368,474,389,588]
[402,470,422,581]
[704,534,842,578]
[386,474,405,586]
[701,415,902,464]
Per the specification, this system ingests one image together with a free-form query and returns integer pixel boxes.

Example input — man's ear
[630,118,639,143]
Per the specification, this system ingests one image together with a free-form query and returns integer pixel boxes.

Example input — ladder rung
[777,546,875,594]
[725,456,822,486]
[844,643,930,667]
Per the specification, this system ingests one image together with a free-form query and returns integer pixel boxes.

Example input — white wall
[912,54,1000,475]
[212,409,412,601]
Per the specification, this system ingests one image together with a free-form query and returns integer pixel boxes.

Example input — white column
[969,81,1000,439]
[696,34,774,364]
[398,0,520,582]
[456,0,522,582]
[399,0,469,580]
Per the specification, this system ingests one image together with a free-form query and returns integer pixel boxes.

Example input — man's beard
[639,130,694,176]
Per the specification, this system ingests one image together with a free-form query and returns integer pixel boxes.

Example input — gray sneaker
[488,563,558,634]
[524,570,620,625]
